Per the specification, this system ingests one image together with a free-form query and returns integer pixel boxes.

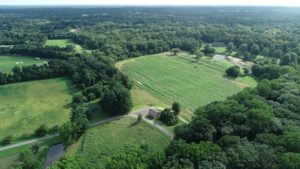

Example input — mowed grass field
[0,55,47,73]
[119,52,257,120]
[130,87,168,111]
[45,39,83,52]
[77,117,169,168]
[0,78,73,138]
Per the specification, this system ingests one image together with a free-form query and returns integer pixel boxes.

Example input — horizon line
[1,4,300,7]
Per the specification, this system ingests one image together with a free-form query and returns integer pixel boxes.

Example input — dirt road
[0,107,174,152]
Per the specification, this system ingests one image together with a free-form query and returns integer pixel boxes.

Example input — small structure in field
[35,57,40,60]
[148,108,160,119]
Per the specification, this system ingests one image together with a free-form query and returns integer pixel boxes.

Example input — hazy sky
[1,0,300,6]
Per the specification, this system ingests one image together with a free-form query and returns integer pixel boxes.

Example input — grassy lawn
[45,39,83,53]
[0,78,73,138]
[201,43,227,54]
[214,46,226,54]
[119,52,257,120]
[77,117,169,168]
[131,87,168,111]
[0,55,47,73]
[154,118,185,135]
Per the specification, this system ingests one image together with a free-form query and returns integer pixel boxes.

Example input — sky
[1,0,300,6]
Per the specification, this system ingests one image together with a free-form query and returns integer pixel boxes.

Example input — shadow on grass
[63,103,72,109]
[129,121,140,127]
[222,74,238,80]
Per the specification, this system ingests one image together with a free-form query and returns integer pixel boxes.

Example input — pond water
[43,144,65,169]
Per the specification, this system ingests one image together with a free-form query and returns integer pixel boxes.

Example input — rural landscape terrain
[0,5,299,169]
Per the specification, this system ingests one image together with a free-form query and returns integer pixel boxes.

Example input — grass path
[0,134,59,152]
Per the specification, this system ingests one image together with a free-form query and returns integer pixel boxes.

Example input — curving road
[0,134,59,152]
[0,107,175,152]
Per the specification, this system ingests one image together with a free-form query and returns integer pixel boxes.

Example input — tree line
[1,7,300,63]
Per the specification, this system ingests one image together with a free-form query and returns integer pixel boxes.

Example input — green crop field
[0,55,47,73]
[0,78,73,138]
[45,39,83,52]
[78,117,169,168]
[119,52,257,120]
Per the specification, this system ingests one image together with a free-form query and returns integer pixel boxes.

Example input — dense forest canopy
[1,7,300,61]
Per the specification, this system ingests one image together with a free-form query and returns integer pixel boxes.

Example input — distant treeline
[0,7,300,63]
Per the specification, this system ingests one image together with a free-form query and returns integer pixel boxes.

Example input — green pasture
[78,117,169,168]
[0,78,73,138]
[0,55,47,73]
[214,46,226,54]
[45,39,83,52]
[201,43,227,54]
[120,52,257,120]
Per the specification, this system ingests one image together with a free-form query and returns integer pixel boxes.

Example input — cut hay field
[45,39,83,52]
[0,78,73,138]
[76,117,169,168]
[119,52,257,120]
[0,55,47,73]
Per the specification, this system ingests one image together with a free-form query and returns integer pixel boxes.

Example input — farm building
[148,108,160,119]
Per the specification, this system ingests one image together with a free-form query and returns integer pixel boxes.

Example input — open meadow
[0,78,73,138]
[0,55,47,73]
[119,52,257,120]
[45,39,83,53]
[74,117,169,168]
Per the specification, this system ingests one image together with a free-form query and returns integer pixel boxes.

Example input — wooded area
[0,6,299,169]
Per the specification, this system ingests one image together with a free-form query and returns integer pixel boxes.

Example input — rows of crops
[121,53,257,120]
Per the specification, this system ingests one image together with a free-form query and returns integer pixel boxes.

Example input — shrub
[172,102,181,116]
[171,48,181,56]
[159,108,178,126]
[1,135,13,145]
[35,125,48,137]
[72,94,87,104]
[280,152,300,169]
[243,68,250,75]
[226,66,240,78]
